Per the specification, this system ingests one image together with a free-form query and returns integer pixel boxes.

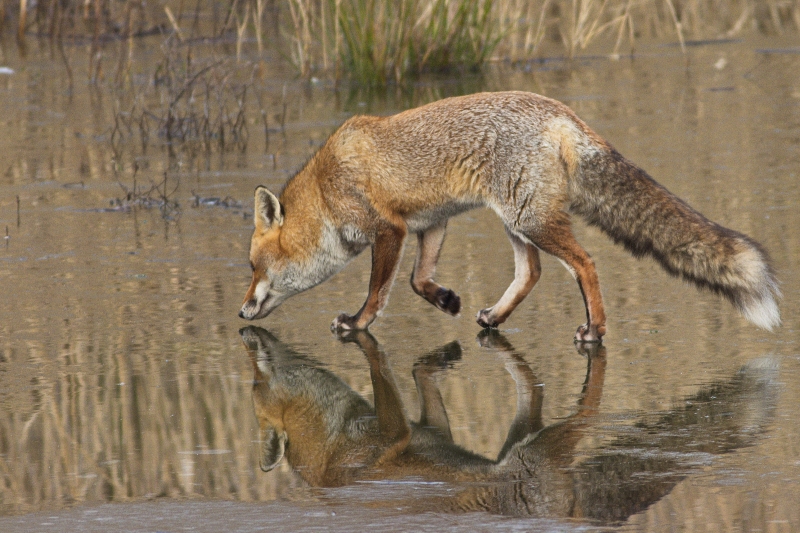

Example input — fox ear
[254,186,284,232]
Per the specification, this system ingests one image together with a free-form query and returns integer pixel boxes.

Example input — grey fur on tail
[570,147,781,331]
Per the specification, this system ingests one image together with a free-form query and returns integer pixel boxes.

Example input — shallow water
[1,35,799,531]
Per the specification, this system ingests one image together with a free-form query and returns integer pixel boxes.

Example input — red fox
[239,91,780,341]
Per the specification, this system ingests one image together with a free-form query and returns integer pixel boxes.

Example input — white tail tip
[742,295,781,331]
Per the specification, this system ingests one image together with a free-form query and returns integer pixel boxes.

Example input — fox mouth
[239,294,280,320]
[242,305,272,320]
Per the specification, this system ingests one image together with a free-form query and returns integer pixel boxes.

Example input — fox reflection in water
[239,327,777,522]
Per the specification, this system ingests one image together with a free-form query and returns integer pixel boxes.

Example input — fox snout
[240,277,269,320]
[239,301,260,320]
[239,296,261,320]
[239,295,276,320]
[240,276,285,320]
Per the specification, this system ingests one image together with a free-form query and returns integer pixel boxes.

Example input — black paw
[435,288,461,316]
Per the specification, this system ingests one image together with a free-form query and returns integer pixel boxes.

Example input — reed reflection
[240,327,778,523]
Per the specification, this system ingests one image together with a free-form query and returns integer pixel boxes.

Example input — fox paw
[331,313,370,332]
[574,323,605,344]
[435,288,461,316]
[476,308,500,329]
[331,313,355,331]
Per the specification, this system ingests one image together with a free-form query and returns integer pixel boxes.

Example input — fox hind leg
[477,226,542,328]
[524,213,606,343]
[410,223,461,316]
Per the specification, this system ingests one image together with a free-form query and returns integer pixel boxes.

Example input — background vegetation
[1,0,799,85]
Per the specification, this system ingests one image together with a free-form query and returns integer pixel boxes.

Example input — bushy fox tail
[569,147,781,331]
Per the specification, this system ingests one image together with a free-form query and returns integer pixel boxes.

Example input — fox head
[240,181,363,322]
[239,186,291,321]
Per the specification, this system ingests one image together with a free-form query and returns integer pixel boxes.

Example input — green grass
[328,0,499,85]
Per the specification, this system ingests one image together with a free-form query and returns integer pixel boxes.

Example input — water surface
[1,36,799,531]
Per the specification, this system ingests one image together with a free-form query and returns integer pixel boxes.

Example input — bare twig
[164,6,185,42]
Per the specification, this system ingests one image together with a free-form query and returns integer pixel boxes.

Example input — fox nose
[239,299,257,319]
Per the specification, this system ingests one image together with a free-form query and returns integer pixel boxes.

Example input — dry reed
[108,168,182,219]
[278,0,800,83]
[2,0,797,84]
[109,37,257,155]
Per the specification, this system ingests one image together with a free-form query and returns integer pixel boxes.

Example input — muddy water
[1,36,799,531]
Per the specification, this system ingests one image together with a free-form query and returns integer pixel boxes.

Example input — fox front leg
[410,223,461,316]
[331,224,407,331]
